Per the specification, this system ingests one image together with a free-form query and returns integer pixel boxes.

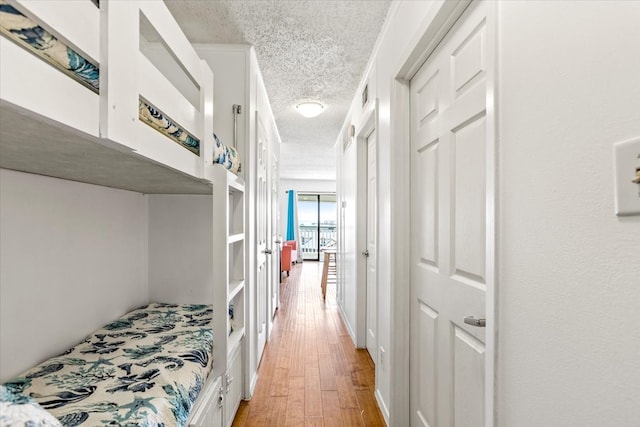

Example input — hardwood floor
[232,261,386,427]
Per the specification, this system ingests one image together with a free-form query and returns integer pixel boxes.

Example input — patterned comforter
[139,98,201,156]
[2,303,214,427]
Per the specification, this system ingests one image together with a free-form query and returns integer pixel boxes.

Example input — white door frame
[355,99,378,348]
[388,1,497,426]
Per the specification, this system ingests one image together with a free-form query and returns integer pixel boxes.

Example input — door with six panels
[409,1,495,426]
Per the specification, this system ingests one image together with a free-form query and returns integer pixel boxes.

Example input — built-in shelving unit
[197,44,283,403]
[229,280,245,301]
[210,165,245,426]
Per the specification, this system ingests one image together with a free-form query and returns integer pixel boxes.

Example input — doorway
[297,193,337,261]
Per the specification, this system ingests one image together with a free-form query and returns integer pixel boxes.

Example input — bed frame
[0,1,243,425]
[0,0,219,193]
[100,0,214,176]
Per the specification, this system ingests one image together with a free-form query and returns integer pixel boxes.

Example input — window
[297,193,336,261]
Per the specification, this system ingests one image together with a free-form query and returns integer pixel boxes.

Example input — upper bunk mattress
[2,302,214,426]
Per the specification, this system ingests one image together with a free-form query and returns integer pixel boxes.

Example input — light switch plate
[614,137,640,216]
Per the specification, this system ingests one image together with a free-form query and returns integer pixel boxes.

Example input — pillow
[0,385,62,427]
[213,133,241,173]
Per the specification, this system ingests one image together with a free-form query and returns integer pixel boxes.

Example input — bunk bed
[0,0,240,192]
[0,0,244,425]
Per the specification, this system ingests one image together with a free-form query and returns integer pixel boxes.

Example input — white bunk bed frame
[0,0,215,193]
[0,1,243,425]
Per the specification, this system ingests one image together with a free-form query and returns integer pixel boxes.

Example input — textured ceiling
[163,0,391,180]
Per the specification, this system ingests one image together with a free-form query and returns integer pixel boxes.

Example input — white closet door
[365,130,378,364]
[269,148,279,332]
[409,1,494,426]
[256,114,268,360]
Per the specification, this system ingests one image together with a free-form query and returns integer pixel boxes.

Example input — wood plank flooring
[232,261,386,427]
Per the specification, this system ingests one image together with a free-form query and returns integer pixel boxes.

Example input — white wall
[0,169,149,381]
[148,195,213,304]
[497,2,640,426]
[280,143,336,181]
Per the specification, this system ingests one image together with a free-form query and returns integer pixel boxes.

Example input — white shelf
[228,327,245,357]
[228,177,245,193]
[228,233,244,244]
[204,163,244,189]
[228,280,244,302]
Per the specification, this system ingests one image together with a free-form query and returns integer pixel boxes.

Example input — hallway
[232,262,386,426]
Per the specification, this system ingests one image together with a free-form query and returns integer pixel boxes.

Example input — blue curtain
[286,190,295,241]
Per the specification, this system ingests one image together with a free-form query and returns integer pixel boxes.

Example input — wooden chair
[321,249,336,300]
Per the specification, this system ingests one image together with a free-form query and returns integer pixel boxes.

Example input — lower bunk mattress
[2,302,214,426]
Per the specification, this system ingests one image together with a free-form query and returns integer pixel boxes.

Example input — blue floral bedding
[2,303,214,427]
[1,385,62,426]
[213,133,241,174]
[0,1,99,93]
[139,98,201,156]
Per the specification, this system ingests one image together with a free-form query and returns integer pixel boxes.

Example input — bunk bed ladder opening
[100,0,214,181]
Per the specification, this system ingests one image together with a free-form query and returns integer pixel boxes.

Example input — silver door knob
[263,248,273,255]
[464,316,486,327]
[362,250,369,257]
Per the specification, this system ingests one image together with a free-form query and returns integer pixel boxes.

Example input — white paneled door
[366,130,377,364]
[268,149,279,334]
[409,1,494,426]
[256,114,268,360]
